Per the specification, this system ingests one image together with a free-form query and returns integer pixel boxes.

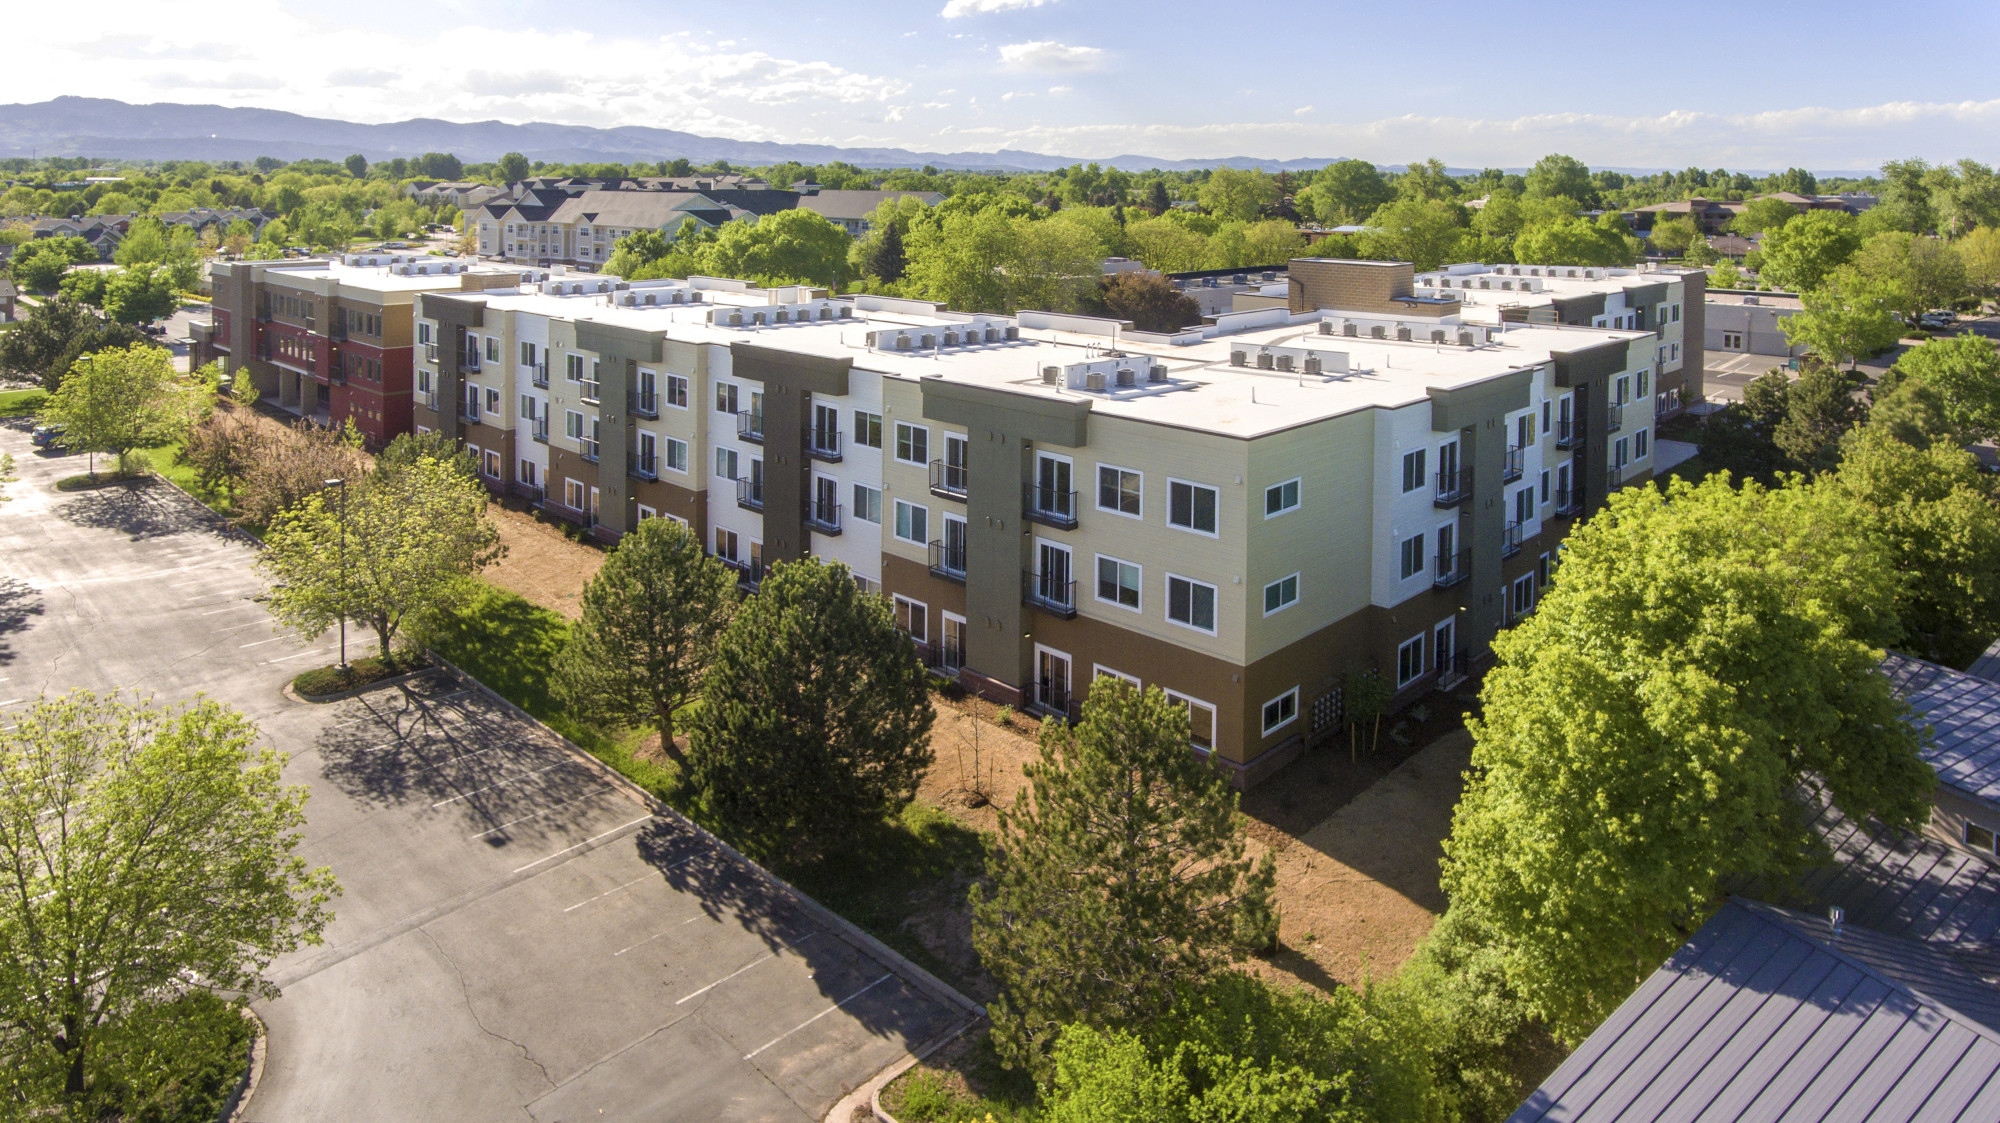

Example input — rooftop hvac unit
[838,306,851,317]
[1303,356,1321,375]
[1319,320,1334,334]
[774,309,788,323]
[1457,331,1475,346]
[1343,321,1359,337]
[1430,329,1446,343]
[1370,325,1386,339]
[895,335,911,351]
[819,306,833,320]
[1115,367,1135,387]
[728,312,743,326]
[1149,364,1167,383]
[1085,371,1107,391]
[1230,350,1248,367]
[1005,326,1018,340]
[921,334,935,348]
[1396,327,1412,341]
[943,331,958,346]
[1042,365,1060,384]
[1257,353,1275,370]
[1274,355,1294,372]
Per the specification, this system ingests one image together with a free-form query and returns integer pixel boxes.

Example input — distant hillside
[0,96,1347,173]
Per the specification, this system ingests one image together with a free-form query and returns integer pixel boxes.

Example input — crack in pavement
[418,927,557,1102]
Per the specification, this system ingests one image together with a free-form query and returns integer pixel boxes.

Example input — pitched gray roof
[1968,637,2000,687]
[1884,653,2000,808]
[1508,899,2000,1123]
[1790,801,2000,964]
[794,189,941,222]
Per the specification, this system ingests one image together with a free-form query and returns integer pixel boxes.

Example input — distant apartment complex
[394,256,1701,784]
[1627,191,1878,234]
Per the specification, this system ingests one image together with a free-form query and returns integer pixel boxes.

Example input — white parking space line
[239,637,283,648]
[511,815,654,875]
[200,606,253,615]
[217,620,267,632]
[467,787,616,840]
[563,872,656,913]
[431,762,575,808]
[168,578,208,587]
[0,700,23,708]
[743,974,893,1061]
[264,648,337,664]
[671,933,816,994]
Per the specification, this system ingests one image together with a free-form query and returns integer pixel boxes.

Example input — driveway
[0,424,975,1121]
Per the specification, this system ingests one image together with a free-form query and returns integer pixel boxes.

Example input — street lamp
[325,478,348,672]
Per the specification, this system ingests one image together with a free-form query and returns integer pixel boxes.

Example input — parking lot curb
[422,652,988,1045]
[148,471,264,550]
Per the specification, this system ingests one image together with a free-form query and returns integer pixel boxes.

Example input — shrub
[292,653,428,698]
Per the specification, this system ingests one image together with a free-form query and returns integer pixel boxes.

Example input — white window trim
[1260,687,1299,736]
[893,594,929,643]
[1093,665,1140,688]
[1396,633,1426,688]
[1399,533,1427,582]
[1263,476,1302,519]
[636,503,656,520]
[664,437,689,475]
[1262,572,1300,617]
[893,499,929,546]
[1093,553,1143,613]
[894,421,930,466]
[1162,689,1217,752]
[853,484,884,525]
[1164,571,1220,635]
[666,373,690,410]
[1400,449,1427,494]
[1094,462,1144,519]
[1166,477,1221,539]
[1634,428,1651,460]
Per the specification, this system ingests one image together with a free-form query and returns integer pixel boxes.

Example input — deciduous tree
[0,690,334,1104]
[178,403,266,502]
[686,558,934,866]
[1196,167,1278,223]
[1441,476,1932,1041]
[1097,271,1200,332]
[8,236,97,291]
[1780,266,1906,369]
[1758,210,1860,292]
[1872,333,2000,444]
[40,343,196,474]
[971,679,1278,1075]
[1358,198,1464,273]
[236,418,367,529]
[0,297,146,391]
[553,518,736,766]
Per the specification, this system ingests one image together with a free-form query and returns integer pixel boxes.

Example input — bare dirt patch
[482,502,604,619]
[916,696,1042,835]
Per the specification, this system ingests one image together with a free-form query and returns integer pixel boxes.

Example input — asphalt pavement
[0,422,975,1122]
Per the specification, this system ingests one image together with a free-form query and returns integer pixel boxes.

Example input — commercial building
[194,254,527,443]
[408,256,1702,785]
[1705,289,1804,359]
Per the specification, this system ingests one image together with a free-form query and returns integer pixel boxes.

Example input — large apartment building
[408,257,1703,786]
[195,255,527,442]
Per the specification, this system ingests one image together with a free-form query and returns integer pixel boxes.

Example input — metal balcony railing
[723,558,765,590]
[736,410,764,443]
[423,343,438,363]
[1501,520,1523,558]
[458,404,480,426]
[805,499,842,535]
[461,351,480,372]
[530,419,549,443]
[530,363,549,389]
[1031,677,1074,719]
[1502,445,1525,483]
[580,380,600,404]
[929,539,967,581]
[806,428,842,462]
[1435,468,1469,507]
[1606,402,1625,432]
[629,390,658,418]
[1555,417,1583,450]
[629,453,658,480]
[1023,570,1077,617]
[926,639,966,675]
[1433,549,1471,589]
[929,460,967,499]
[1023,485,1078,530]
[579,439,599,463]
[735,476,763,511]
[1554,487,1581,517]
[415,390,436,410]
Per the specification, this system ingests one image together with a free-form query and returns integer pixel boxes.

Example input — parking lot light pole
[325,478,348,672]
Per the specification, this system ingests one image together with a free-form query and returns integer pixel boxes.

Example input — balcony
[928,460,967,500]
[924,638,966,676]
[629,390,659,419]
[1434,468,1469,508]
[1502,445,1525,483]
[579,439,599,463]
[1555,418,1584,451]
[530,419,549,444]
[1023,569,1077,618]
[530,363,549,389]
[415,391,437,410]
[804,498,842,536]
[423,343,438,364]
[928,539,967,582]
[458,406,480,427]
[1030,676,1075,720]
[723,558,766,591]
[629,453,658,481]
[1433,549,1471,589]
[461,352,481,372]
[1023,485,1078,530]
[806,428,842,463]
[328,322,348,342]
[736,410,765,444]
[329,367,347,385]
[1436,650,1471,692]
[1606,402,1625,433]
[1555,487,1581,517]
[1501,520,1523,558]
[580,380,600,405]
[735,476,764,512]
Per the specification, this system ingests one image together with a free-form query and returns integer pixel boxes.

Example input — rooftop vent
[1115,366,1135,387]
[1085,371,1106,391]
[1148,364,1167,383]
[1042,365,1061,384]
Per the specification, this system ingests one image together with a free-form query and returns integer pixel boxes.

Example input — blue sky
[18,0,2000,169]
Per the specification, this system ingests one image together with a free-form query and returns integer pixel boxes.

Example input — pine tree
[686,558,934,865]
[552,518,737,766]
[865,219,907,283]
[1145,179,1172,216]
[971,679,1278,1076]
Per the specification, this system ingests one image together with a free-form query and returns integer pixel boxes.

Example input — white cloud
[465,71,571,97]
[998,40,1104,72]
[1001,91,1033,102]
[327,68,397,88]
[942,0,1056,17]
[1294,106,1313,117]
[1047,85,1072,95]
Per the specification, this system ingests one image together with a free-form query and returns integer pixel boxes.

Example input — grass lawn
[0,388,47,417]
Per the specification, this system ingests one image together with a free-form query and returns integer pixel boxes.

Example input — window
[564,478,585,511]
[1396,634,1425,687]
[1261,688,1298,736]
[852,484,883,524]
[716,447,739,481]
[520,341,535,366]
[1541,399,1551,433]
[664,437,688,473]
[1399,533,1426,579]
[1264,478,1300,518]
[893,596,928,643]
[518,459,537,488]
[482,449,500,478]
[1966,821,1997,854]
[1166,574,1218,634]
[1672,303,1681,323]
[1512,574,1536,618]
[1096,555,1141,610]
[1540,469,1551,504]
[895,422,929,466]
[566,354,584,382]
[484,336,499,363]
[854,410,882,449]
[1400,449,1426,493]
[666,374,689,408]
[1635,429,1650,460]
[1263,573,1299,615]
[418,323,432,345]
[714,527,738,562]
[1615,437,1631,469]
[565,410,584,440]
[1615,375,1631,406]
[1168,480,1218,535]
[1163,690,1216,751]
[1723,332,1743,350]
[486,388,501,413]
[1636,369,1651,398]
[1097,464,1142,517]
[1514,486,1535,527]
[1094,666,1140,688]
[715,381,739,415]
[894,500,929,545]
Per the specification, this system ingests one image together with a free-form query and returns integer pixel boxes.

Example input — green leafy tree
[259,456,501,656]
[1925,159,2000,236]
[1708,260,1744,289]
[1513,217,1630,267]
[1828,427,2000,667]
[1470,189,1525,239]
[1647,216,1700,256]
[1728,196,1800,235]
[103,264,181,324]
[698,208,852,288]
[1097,271,1201,332]
[861,217,906,283]
[1441,476,1933,1041]
[57,267,109,306]
[686,558,934,866]
[553,519,737,767]
[9,235,97,291]
[971,679,1278,1075]
[1876,158,1937,234]
[1124,214,1212,273]
[372,427,477,485]
[41,343,195,475]
[1358,198,1464,272]
[1781,266,1906,369]
[1758,210,1860,292]
[1864,375,1963,450]
[1393,157,1457,203]
[1872,334,2000,444]
[1851,231,1969,320]
[0,297,146,391]
[1684,235,1719,267]
[1524,154,1596,205]
[343,153,367,179]
[1143,178,1172,216]
[1196,167,1278,223]
[0,689,335,1104]
[1772,362,1869,473]
[178,404,266,503]
[1960,225,2000,304]
[112,218,171,266]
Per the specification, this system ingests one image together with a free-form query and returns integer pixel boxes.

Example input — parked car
[30,424,65,450]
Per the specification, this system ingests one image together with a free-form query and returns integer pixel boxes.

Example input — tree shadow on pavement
[0,576,43,666]
[53,477,226,542]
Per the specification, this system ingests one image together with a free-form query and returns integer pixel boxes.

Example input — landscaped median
[290,653,432,701]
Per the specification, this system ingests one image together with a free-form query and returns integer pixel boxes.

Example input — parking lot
[0,423,975,1121]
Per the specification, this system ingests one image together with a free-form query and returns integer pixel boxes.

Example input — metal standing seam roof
[1507,899,2000,1123]
[1884,653,2000,808]
[1967,638,2000,687]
